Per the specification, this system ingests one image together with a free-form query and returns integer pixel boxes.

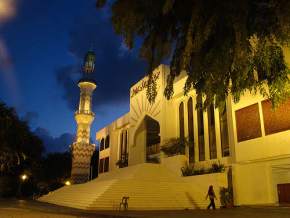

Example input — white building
[97,64,290,206]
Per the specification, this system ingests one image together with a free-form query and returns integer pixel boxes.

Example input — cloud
[21,111,39,126]
[34,127,74,154]
[0,36,21,107]
[56,5,146,112]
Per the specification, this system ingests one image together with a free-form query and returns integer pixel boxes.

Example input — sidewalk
[0,199,290,218]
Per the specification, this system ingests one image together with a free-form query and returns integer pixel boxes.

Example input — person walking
[206,185,217,210]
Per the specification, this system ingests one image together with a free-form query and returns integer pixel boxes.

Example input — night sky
[0,0,146,153]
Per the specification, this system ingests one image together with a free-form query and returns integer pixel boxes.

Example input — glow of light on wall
[0,0,20,106]
[0,0,16,24]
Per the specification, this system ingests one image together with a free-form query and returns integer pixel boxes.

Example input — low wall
[181,172,228,207]
[161,155,187,176]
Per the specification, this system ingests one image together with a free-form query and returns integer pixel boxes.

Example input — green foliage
[116,158,128,168]
[97,0,290,107]
[0,102,44,197]
[181,162,225,177]
[146,156,160,164]
[210,162,226,173]
[160,138,187,156]
[0,102,44,176]
[220,187,234,208]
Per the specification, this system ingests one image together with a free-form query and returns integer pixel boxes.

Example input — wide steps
[39,163,222,210]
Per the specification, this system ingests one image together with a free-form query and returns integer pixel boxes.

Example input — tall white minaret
[71,50,96,184]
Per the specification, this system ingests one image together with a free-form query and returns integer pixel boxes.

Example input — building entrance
[144,116,160,163]
[89,150,99,180]
[277,183,290,204]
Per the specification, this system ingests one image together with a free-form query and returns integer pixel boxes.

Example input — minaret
[71,50,96,184]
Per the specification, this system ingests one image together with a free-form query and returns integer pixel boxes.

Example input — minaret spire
[71,50,97,184]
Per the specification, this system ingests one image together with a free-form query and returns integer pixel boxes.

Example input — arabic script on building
[130,71,160,98]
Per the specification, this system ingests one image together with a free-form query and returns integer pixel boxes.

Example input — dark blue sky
[0,0,146,152]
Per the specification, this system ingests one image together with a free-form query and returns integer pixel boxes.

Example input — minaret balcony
[75,110,95,116]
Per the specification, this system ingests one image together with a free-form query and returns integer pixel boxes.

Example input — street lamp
[21,174,28,181]
[65,180,71,186]
[18,174,28,198]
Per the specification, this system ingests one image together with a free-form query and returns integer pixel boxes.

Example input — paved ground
[0,199,290,218]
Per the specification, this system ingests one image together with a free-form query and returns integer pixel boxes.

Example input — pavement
[0,199,290,218]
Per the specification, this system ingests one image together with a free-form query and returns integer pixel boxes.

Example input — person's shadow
[185,192,200,209]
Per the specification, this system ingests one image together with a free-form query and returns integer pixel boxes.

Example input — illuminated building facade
[97,64,290,205]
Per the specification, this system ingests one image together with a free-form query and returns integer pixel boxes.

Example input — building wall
[230,90,290,205]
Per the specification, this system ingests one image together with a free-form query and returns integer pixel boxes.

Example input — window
[105,135,110,149]
[197,94,205,161]
[99,158,104,173]
[124,130,128,156]
[219,102,229,157]
[187,97,195,163]
[100,138,104,151]
[235,103,262,142]
[104,157,110,172]
[179,102,185,139]
[119,130,128,168]
[208,103,217,159]
[262,98,290,135]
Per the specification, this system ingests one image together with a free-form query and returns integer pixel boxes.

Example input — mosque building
[39,51,290,210]
[96,64,290,206]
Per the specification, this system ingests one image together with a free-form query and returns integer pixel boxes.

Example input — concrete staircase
[39,163,221,210]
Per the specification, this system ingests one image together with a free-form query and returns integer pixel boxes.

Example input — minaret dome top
[83,50,96,74]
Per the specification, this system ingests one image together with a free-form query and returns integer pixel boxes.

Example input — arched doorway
[145,116,160,163]
[89,149,99,180]
[132,115,160,165]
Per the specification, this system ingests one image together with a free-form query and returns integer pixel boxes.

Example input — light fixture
[65,180,71,186]
[21,174,28,181]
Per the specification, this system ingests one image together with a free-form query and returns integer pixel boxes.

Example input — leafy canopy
[97,0,290,107]
[0,102,44,176]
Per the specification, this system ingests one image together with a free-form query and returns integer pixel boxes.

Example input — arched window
[179,102,185,139]
[100,138,104,151]
[207,103,217,159]
[124,130,128,156]
[105,135,110,149]
[187,97,194,162]
[99,158,104,173]
[219,101,229,157]
[119,130,128,168]
[197,94,205,161]
[104,157,110,172]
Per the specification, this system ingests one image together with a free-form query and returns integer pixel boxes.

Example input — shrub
[181,162,225,177]
[146,156,160,164]
[116,159,128,168]
[161,138,187,156]
[181,164,194,176]
[220,187,233,208]
[210,162,225,173]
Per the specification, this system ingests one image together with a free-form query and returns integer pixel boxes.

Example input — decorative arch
[132,114,160,164]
